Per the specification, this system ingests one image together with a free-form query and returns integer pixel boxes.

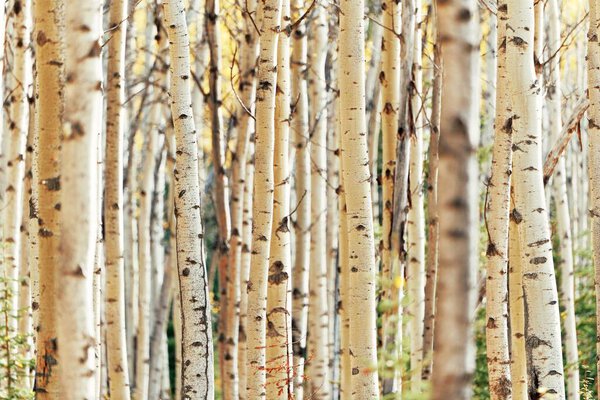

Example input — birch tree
[163,0,215,397]
[587,0,600,395]
[338,0,380,394]
[57,1,103,396]
[307,4,330,397]
[432,0,479,398]
[33,0,63,395]
[265,5,293,396]
[245,0,281,395]
[507,0,565,396]
[484,0,513,396]
[104,0,132,398]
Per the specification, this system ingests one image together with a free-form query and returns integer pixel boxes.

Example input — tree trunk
[484,0,513,396]
[226,0,259,393]
[422,8,441,379]
[57,1,103,396]
[32,0,63,395]
[588,0,600,396]
[508,202,527,398]
[506,0,565,397]
[306,5,331,398]
[338,0,380,394]
[378,0,400,390]
[407,10,426,390]
[163,1,215,397]
[431,0,479,398]
[4,0,32,336]
[547,1,579,398]
[265,8,293,397]
[245,0,282,396]
[238,138,255,398]
[290,0,311,395]
[104,1,133,397]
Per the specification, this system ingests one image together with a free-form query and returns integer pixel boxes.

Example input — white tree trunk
[163,0,215,397]
[338,0,380,394]
[57,1,103,397]
[432,0,479,398]
[484,0,513,397]
[105,1,133,397]
[507,0,565,397]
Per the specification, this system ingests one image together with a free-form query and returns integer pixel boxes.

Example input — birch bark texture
[587,0,600,396]
[432,0,479,398]
[507,0,565,397]
[245,0,282,395]
[163,1,215,398]
[57,1,103,397]
[104,0,132,397]
[265,6,293,396]
[484,0,513,396]
[33,0,63,395]
[338,0,380,394]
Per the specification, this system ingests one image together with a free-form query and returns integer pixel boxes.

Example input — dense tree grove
[1,0,600,399]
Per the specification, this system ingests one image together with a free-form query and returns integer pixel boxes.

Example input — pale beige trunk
[4,0,31,335]
[245,0,281,394]
[432,0,479,398]
[290,0,311,395]
[238,139,255,398]
[507,0,565,396]
[57,1,103,397]
[587,0,600,395]
[422,8,441,379]
[226,0,259,395]
[508,203,527,399]
[306,6,330,398]
[547,1,579,398]
[163,0,215,397]
[105,1,133,398]
[338,0,380,394]
[265,8,293,396]
[407,10,425,390]
[32,0,63,395]
[378,0,400,390]
[484,0,512,397]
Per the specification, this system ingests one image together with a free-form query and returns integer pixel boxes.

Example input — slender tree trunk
[265,8,293,397]
[163,1,215,397]
[508,200,527,398]
[547,1,579,399]
[4,0,32,335]
[338,0,380,394]
[57,1,103,397]
[407,10,426,390]
[33,0,63,395]
[245,0,282,394]
[506,0,565,397]
[484,0,513,396]
[105,1,133,398]
[290,0,311,395]
[587,0,600,396]
[238,138,255,398]
[422,8,441,379]
[227,0,259,394]
[306,5,330,398]
[379,0,400,390]
[205,0,234,392]
[431,0,479,398]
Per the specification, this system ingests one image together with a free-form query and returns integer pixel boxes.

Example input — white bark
[163,0,215,397]
[57,1,103,397]
[432,0,479,398]
[338,0,380,394]
[507,0,565,396]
